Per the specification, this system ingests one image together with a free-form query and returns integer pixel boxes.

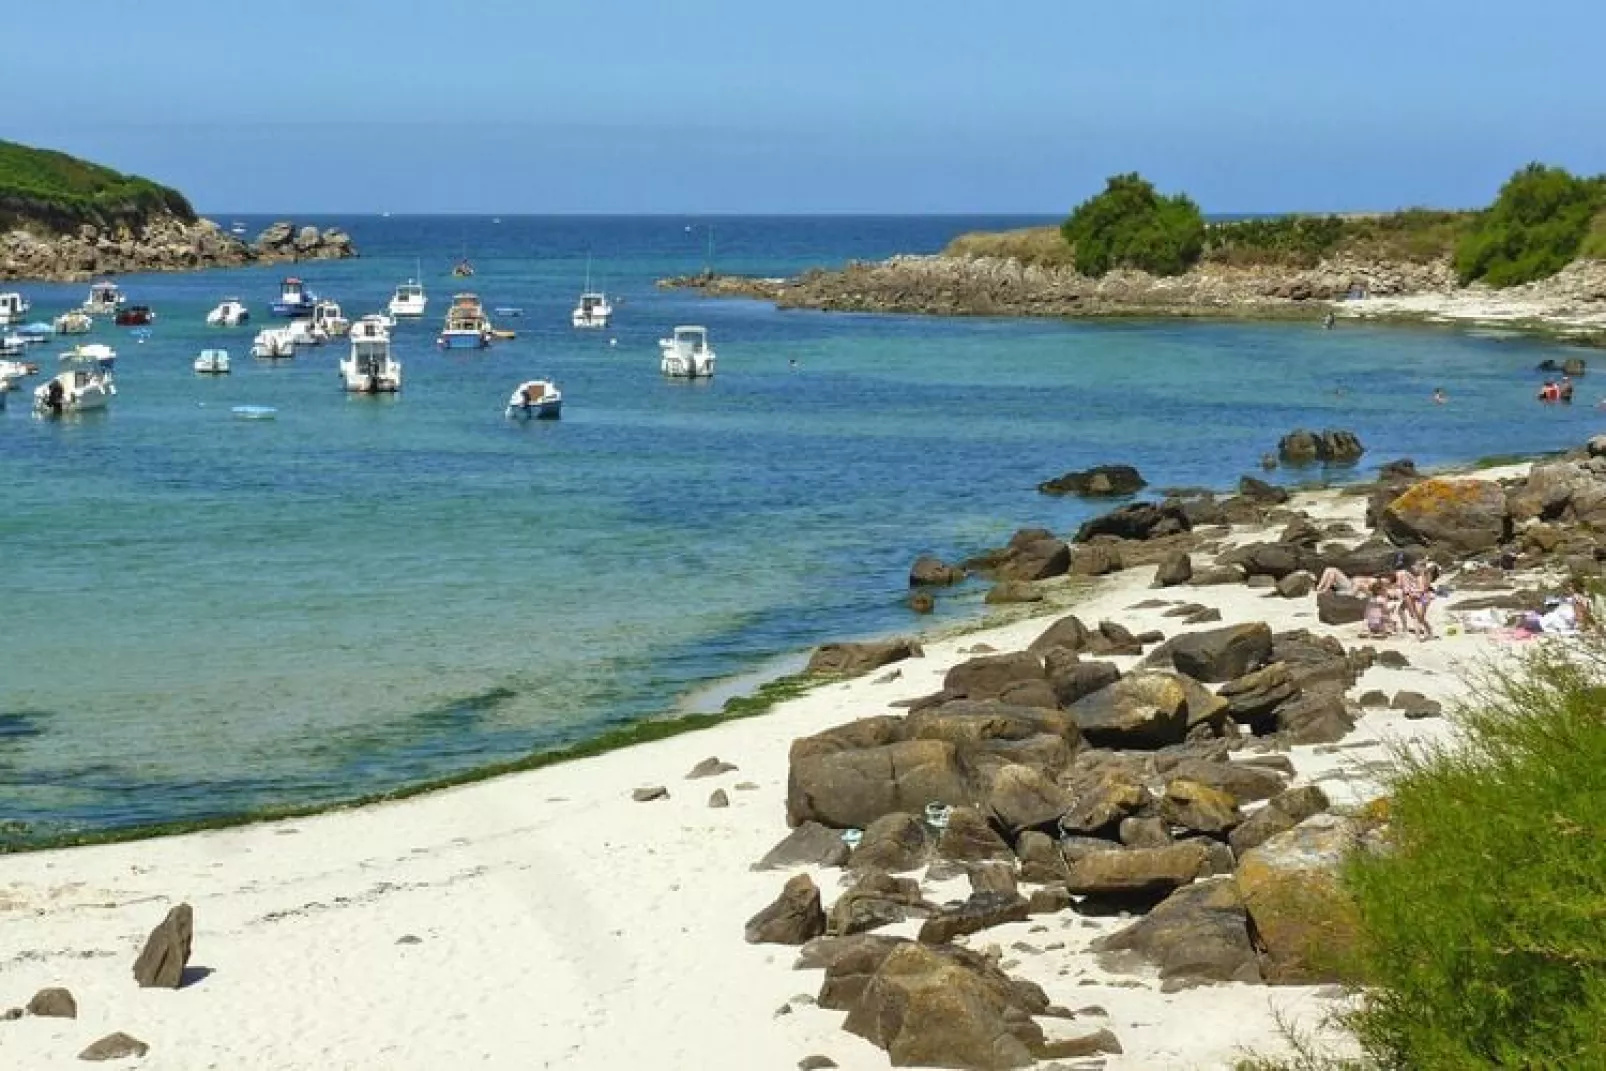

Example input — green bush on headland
[1453,163,1606,286]
[1342,634,1606,1069]
[1059,172,1206,277]
[0,138,195,235]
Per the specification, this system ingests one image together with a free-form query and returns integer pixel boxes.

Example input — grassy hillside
[942,210,1475,271]
[0,139,195,235]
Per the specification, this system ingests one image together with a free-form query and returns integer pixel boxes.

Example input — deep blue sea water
[1,215,1599,843]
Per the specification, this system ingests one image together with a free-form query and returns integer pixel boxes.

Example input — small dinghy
[232,405,277,420]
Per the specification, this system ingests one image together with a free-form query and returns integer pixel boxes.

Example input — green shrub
[1453,164,1606,286]
[1060,173,1205,277]
[942,226,1077,267]
[1205,215,1348,268]
[1579,209,1606,261]
[1343,635,1606,1069]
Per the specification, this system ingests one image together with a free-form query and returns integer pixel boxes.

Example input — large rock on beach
[1000,537,1072,582]
[746,874,828,945]
[79,1032,150,1062]
[1230,785,1331,856]
[1038,464,1147,498]
[944,652,1046,702]
[1064,841,1212,898]
[1378,477,1511,554]
[937,806,1016,863]
[1235,814,1362,984]
[1316,592,1367,625]
[1153,551,1192,587]
[918,891,1031,944]
[26,987,77,1018]
[806,639,923,678]
[1093,877,1261,987]
[1167,623,1273,684]
[849,813,933,873]
[1064,672,1193,749]
[841,943,1049,1069]
[788,739,970,829]
[1074,502,1191,543]
[984,764,1071,837]
[132,903,193,989]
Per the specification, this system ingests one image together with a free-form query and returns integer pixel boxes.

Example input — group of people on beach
[1315,556,1443,641]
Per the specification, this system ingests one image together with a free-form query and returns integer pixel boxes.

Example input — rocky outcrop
[2,217,356,281]
[1235,815,1362,984]
[1038,464,1147,498]
[1277,429,1365,466]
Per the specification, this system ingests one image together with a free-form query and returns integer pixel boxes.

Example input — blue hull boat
[438,330,487,350]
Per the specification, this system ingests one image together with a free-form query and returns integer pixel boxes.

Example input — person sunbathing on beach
[1316,566,1372,596]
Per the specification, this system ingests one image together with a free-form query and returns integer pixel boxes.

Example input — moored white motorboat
[60,343,116,370]
[207,298,250,327]
[572,291,613,329]
[368,311,397,330]
[0,292,31,326]
[285,319,326,348]
[505,378,563,419]
[35,354,115,414]
[271,277,318,317]
[81,280,125,316]
[659,325,716,378]
[388,279,427,319]
[250,327,296,359]
[340,316,402,393]
[0,333,23,357]
[0,357,39,391]
[437,293,490,349]
[17,321,53,343]
[312,299,350,339]
[54,311,93,335]
[194,348,231,374]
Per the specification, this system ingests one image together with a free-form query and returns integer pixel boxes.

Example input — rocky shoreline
[1,216,356,282]
[661,253,1606,339]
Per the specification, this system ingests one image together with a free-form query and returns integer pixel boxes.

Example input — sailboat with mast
[570,254,613,329]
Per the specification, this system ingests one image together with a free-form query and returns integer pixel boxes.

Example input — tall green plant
[1060,173,1205,277]
[1454,164,1606,286]
[1344,635,1606,1069]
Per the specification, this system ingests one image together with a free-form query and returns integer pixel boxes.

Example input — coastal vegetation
[0,138,195,235]
[946,163,1606,288]
[1340,637,1606,1069]
[1453,163,1606,286]
[1059,173,1206,277]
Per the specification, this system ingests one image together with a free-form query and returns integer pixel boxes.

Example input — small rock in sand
[2,1006,22,1020]
[708,789,730,808]
[798,1057,839,1070]
[132,903,193,989]
[79,1032,149,1061]
[631,785,670,802]
[396,935,422,945]
[26,986,77,1019]
[735,781,759,791]
[685,757,737,779]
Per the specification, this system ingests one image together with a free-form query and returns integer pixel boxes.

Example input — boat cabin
[670,326,710,354]
[84,281,124,314]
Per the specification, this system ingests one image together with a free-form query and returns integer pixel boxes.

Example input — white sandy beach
[0,479,1526,1071]
[1336,261,1606,336]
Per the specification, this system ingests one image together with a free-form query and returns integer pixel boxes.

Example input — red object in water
[115,305,155,326]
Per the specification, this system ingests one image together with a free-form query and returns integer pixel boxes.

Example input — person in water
[1432,387,1447,404]
[1539,380,1561,402]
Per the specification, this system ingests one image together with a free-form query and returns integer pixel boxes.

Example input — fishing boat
[659,325,717,378]
[271,277,318,317]
[54,311,93,335]
[340,315,403,393]
[81,280,125,316]
[35,352,115,414]
[115,304,156,327]
[60,343,117,371]
[571,257,612,328]
[452,258,475,278]
[250,327,296,359]
[312,299,350,339]
[194,348,231,374]
[505,378,562,419]
[437,293,490,349]
[206,298,250,327]
[0,292,31,326]
[388,278,427,319]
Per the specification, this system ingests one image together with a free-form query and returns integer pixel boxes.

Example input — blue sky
[10,0,1604,213]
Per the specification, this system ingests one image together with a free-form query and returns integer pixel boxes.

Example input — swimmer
[1432,387,1447,404]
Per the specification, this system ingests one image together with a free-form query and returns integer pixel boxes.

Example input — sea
[0,214,1599,845]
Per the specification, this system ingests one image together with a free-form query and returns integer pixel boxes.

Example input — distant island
[664,164,1606,342]
[0,139,356,281]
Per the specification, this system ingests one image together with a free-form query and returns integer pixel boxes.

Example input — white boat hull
[660,352,716,378]
[35,373,114,414]
[388,298,427,318]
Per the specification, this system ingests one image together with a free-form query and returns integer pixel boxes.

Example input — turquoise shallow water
[0,215,1600,843]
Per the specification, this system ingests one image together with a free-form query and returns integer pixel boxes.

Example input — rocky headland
[0,138,354,281]
[663,252,1606,337]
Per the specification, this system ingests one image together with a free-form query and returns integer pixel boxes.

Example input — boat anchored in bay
[505,379,562,419]
[341,315,402,393]
[438,293,491,349]
[36,351,115,414]
[659,325,716,378]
